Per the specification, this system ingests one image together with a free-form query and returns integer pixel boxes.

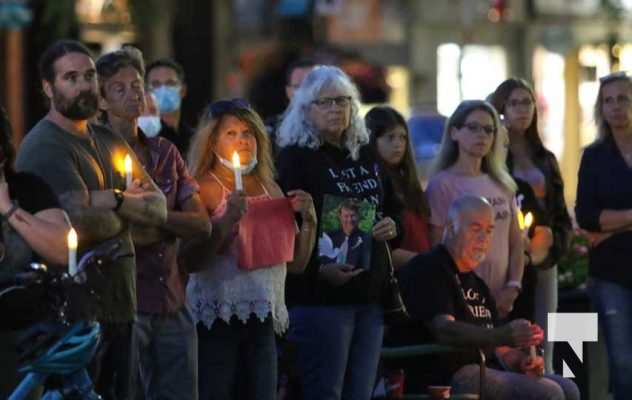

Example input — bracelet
[505,280,522,293]
[112,189,125,211]
[2,202,19,220]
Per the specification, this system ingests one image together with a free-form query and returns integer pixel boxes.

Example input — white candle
[232,151,243,191]
[68,228,78,276]
[530,345,537,360]
[124,154,133,189]
[524,212,534,236]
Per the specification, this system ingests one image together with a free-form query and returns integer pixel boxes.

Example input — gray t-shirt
[16,119,136,323]
[427,170,517,296]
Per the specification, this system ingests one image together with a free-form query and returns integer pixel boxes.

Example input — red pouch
[237,197,296,270]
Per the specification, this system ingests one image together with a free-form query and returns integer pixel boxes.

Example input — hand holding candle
[67,227,78,276]
[232,151,243,191]
[124,154,133,189]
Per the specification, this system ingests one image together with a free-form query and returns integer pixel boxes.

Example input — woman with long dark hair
[489,78,572,372]
[366,106,431,268]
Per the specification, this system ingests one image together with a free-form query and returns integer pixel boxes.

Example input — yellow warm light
[232,152,241,169]
[67,228,78,250]
[517,209,525,231]
[524,212,534,229]
[124,154,133,174]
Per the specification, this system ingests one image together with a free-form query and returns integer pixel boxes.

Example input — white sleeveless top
[186,173,289,334]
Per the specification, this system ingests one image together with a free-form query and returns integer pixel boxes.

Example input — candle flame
[124,154,133,174]
[517,209,525,231]
[232,151,241,168]
[524,212,534,229]
[67,228,78,250]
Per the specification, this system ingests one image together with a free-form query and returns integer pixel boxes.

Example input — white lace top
[186,174,289,334]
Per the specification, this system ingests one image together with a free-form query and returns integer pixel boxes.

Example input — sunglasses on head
[206,98,251,118]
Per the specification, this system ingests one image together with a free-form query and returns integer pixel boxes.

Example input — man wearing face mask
[97,47,211,400]
[145,58,193,156]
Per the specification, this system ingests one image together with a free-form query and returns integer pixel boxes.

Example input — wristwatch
[113,189,125,211]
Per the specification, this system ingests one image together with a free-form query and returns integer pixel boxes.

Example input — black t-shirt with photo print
[277,143,402,306]
[398,244,498,380]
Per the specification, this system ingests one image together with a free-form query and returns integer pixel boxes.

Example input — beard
[52,87,99,120]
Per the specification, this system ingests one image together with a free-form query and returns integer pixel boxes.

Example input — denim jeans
[197,315,277,400]
[288,304,384,400]
[135,306,198,400]
[588,278,632,400]
[452,364,580,400]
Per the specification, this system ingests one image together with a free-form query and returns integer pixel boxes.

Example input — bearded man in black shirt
[399,195,579,400]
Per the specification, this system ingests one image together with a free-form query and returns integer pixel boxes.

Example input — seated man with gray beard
[398,195,579,400]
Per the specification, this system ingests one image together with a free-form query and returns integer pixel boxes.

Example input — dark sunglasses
[206,98,251,118]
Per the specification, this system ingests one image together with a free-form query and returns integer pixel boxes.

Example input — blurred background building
[3,0,632,206]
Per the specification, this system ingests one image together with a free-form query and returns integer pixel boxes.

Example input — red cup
[386,369,405,399]
[427,385,451,399]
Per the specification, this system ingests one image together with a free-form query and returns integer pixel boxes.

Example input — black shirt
[1,171,60,277]
[277,143,399,306]
[159,119,194,158]
[576,135,632,287]
[7,171,60,216]
[398,245,498,378]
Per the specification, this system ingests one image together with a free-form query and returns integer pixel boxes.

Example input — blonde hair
[187,105,275,184]
[432,100,517,193]
[277,65,369,160]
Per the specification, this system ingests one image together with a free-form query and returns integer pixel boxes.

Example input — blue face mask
[138,116,162,138]
[152,85,182,113]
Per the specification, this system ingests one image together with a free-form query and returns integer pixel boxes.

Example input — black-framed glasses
[461,122,496,135]
[206,98,251,118]
[312,96,351,109]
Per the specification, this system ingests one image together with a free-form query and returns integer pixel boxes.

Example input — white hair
[277,65,369,160]
[443,195,493,242]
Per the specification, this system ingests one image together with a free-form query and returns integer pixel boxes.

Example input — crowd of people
[1,37,631,400]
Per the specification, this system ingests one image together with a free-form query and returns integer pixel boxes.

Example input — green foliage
[557,229,590,289]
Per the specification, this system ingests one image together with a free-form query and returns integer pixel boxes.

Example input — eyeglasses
[312,96,351,109]
[506,98,534,109]
[206,98,250,118]
[603,95,631,107]
[461,122,495,135]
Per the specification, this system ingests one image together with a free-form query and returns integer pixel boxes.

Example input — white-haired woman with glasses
[576,72,632,400]
[427,100,524,319]
[181,99,316,400]
[276,65,401,400]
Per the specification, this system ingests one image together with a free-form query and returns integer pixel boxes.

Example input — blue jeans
[588,278,632,400]
[197,315,277,400]
[452,365,580,400]
[288,304,384,400]
[135,306,198,400]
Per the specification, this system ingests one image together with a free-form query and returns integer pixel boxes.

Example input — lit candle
[68,228,78,276]
[124,154,133,189]
[524,212,534,236]
[232,151,243,191]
